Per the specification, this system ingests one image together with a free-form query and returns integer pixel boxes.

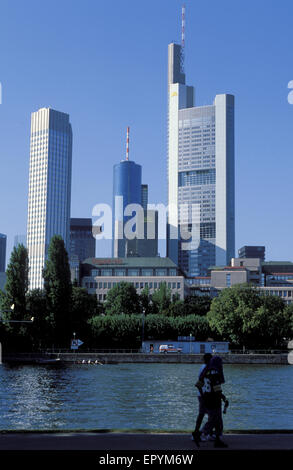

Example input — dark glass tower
[70,218,96,262]
[0,233,7,272]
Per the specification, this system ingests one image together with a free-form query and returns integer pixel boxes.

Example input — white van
[159,344,182,353]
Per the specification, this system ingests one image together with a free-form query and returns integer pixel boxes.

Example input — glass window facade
[112,160,142,258]
[27,108,72,290]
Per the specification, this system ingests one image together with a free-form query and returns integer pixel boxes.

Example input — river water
[0,363,292,430]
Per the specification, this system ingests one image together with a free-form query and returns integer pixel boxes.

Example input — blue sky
[0,0,293,263]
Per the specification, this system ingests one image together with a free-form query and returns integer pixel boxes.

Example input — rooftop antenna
[126,126,130,160]
[181,4,186,74]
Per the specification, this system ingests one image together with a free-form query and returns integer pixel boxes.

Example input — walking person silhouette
[191,353,212,444]
[193,355,229,448]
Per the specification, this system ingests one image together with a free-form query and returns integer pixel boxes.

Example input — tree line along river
[0,363,292,431]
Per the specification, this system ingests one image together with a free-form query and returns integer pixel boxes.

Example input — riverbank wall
[2,352,290,365]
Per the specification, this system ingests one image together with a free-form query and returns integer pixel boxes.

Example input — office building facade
[167,43,235,277]
[81,257,185,301]
[112,160,142,258]
[238,246,265,261]
[27,108,72,289]
[70,218,96,282]
[0,233,7,272]
[127,209,158,257]
[141,184,148,211]
[187,258,293,305]
[112,160,157,258]
[70,218,96,263]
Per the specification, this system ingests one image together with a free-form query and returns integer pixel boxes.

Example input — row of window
[264,289,293,297]
[178,169,216,187]
[91,268,177,277]
[269,275,293,281]
[85,281,182,290]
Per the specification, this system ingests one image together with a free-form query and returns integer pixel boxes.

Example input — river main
[0,363,292,430]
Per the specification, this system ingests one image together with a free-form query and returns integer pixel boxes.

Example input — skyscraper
[70,218,96,263]
[112,159,142,257]
[167,43,235,276]
[141,184,148,211]
[69,218,96,283]
[0,233,7,272]
[27,108,72,289]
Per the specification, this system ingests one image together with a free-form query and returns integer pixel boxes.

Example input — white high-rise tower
[167,39,235,276]
[27,108,72,289]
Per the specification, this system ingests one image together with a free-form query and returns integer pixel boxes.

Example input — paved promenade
[0,431,292,450]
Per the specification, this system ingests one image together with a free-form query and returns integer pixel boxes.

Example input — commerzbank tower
[167,7,235,277]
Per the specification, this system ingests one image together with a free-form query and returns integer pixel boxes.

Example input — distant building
[112,159,142,258]
[70,218,97,282]
[141,184,148,211]
[70,218,96,262]
[112,149,158,258]
[14,235,26,248]
[238,246,265,261]
[27,107,72,289]
[126,210,158,258]
[167,42,235,277]
[186,257,293,304]
[0,233,7,272]
[81,257,185,302]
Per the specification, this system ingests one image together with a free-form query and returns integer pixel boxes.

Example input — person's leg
[213,407,227,448]
[213,407,223,437]
[194,397,206,432]
[192,397,206,446]
[201,407,215,437]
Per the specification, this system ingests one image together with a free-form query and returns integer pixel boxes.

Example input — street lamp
[141,309,145,353]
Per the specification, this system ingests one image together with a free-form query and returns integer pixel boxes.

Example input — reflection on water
[0,363,292,430]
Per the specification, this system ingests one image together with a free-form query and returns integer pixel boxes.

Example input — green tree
[88,314,141,347]
[140,285,153,315]
[167,299,185,317]
[3,244,29,321]
[175,315,212,340]
[151,283,172,314]
[26,288,48,350]
[104,282,141,315]
[43,235,72,347]
[71,286,103,344]
[183,295,212,316]
[0,244,32,351]
[144,314,174,339]
[250,296,292,348]
[207,284,291,348]
[207,284,263,346]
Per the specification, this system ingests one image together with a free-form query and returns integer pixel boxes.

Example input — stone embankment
[2,352,290,365]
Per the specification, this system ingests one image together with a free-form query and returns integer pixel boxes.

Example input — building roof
[261,261,293,274]
[270,272,293,275]
[211,266,247,271]
[70,218,92,227]
[262,261,293,265]
[82,257,178,269]
[190,276,211,279]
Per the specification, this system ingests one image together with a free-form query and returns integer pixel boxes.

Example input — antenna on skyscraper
[181,4,186,73]
[126,126,130,161]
